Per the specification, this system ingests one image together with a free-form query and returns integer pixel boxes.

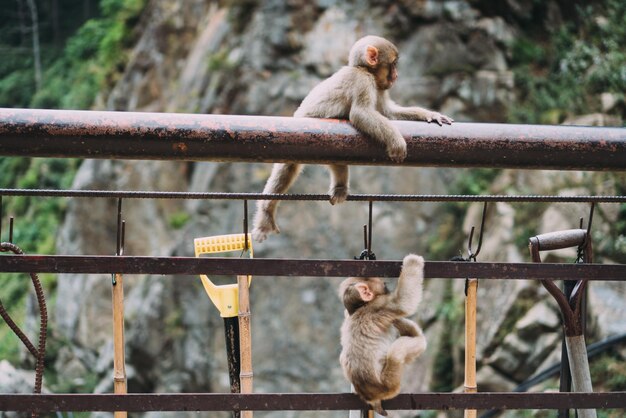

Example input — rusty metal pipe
[1,392,625,412]
[1,108,625,170]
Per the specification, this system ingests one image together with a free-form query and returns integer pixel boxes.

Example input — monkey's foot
[251,216,280,242]
[329,186,349,205]
[371,401,388,417]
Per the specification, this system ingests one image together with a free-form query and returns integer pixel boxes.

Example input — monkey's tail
[370,400,388,416]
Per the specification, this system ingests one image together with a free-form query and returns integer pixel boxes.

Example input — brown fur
[339,254,427,416]
[252,36,453,242]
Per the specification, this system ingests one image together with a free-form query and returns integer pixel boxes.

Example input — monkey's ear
[365,45,379,67]
[355,282,374,302]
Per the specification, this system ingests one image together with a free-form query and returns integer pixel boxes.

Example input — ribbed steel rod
[1,188,625,203]
[1,392,625,412]
[1,256,625,280]
[1,108,625,170]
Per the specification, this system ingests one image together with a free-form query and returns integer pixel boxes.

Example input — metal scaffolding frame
[1,108,625,414]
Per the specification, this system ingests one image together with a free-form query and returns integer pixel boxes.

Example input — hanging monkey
[339,254,427,416]
[252,35,453,242]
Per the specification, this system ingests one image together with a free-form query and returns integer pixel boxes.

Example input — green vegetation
[0,0,145,109]
[430,280,464,392]
[207,48,237,72]
[0,157,79,363]
[590,351,626,391]
[0,0,146,365]
[168,211,191,229]
[509,0,625,124]
[609,174,626,263]
[428,168,500,261]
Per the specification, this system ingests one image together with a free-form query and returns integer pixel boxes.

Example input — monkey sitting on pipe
[252,36,453,242]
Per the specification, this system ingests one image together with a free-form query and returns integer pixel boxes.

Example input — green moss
[0,280,27,362]
[590,352,626,391]
[430,280,464,392]
[0,158,79,363]
[508,0,626,124]
[207,49,236,72]
[25,0,146,109]
[168,211,191,230]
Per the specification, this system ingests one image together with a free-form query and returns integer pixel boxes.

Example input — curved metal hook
[112,198,125,286]
[355,201,376,260]
[467,202,488,262]
[243,199,249,253]
[116,198,124,256]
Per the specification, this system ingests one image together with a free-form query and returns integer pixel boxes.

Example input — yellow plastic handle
[194,233,253,258]
[198,277,239,318]
[193,234,253,318]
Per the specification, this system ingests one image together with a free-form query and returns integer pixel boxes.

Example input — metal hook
[1,196,15,244]
[576,202,595,263]
[355,202,376,260]
[362,224,368,251]
[243,199,249,253]
[120,221,126,257]
[467,202,487,262]
[9,217,14,244]
[368,201,373,257]
[586,202,595,236]
[115,198,124,256]
[112,198,125,285]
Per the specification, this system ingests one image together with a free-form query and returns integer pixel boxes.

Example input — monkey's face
[374,56,398,90]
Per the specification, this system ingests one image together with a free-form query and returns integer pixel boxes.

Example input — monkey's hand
[393,253,425,316]
[402,253,424,272]
[386,136,407,162]
[426,111,454,126]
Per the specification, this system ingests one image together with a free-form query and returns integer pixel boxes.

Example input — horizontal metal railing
[1,256,625,280]
[1,108,625,169]
[1,392,625,412]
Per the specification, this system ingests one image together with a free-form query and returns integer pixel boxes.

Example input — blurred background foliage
[508,0,625,124]
[0,0,144,363]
